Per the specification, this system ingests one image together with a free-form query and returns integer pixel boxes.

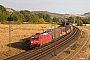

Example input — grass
[59,58,63,60]
[56,57,63,60]
[64,50,70,54]
[81,35,85,38]
[89,44,90,49]
[3,50,11,57]
[71,44,79,50]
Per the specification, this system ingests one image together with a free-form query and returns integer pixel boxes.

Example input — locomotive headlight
[36,41,39,42]
[31,41,33,43]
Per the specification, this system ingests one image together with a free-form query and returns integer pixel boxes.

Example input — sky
[0,0,90,14]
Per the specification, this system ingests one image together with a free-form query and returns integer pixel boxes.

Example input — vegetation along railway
[5,25,81,60]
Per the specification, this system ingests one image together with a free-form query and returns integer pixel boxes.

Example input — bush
[89,45,90,49]
[64,50,70,54]
[59,58,63,60]
[81,35,85,38]
[71,44,79,50]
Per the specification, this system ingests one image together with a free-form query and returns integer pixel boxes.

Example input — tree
[20,10,31,22]
[66,16,74,23]
[77,20,83,26]
[0,5,7,23]
[36,13,51,23]
[0,14,5,22]
[11,13,18,21]
[30,14,39,24]
[52,17,59,23]
[38,18,45,23]
[44,14,51,22]
[0,5,6,12]
[36,13,44,18]
[82,18,90,24]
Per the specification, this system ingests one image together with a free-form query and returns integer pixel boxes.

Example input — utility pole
[54,22,56,59]
[7,13,12,57]
[74,16,75,25]
[9,22,11,57]
[79,17,80,26]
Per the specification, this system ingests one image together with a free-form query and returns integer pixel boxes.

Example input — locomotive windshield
[31,38,38,40]
[31,35,38,40]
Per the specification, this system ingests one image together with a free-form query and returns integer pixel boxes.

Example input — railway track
[63,27,90,60]
[5,26,81,60]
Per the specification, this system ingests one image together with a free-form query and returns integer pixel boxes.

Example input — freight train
[30,22,73,48]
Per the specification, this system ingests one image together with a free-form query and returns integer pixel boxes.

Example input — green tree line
[66,16,90,26]
[0,5,90,25]
[0,5,62,24]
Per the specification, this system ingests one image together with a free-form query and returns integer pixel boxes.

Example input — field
[0,24,58,60]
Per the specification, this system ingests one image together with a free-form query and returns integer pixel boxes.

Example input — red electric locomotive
[30,33,52,47]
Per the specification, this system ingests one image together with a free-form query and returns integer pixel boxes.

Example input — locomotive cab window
[31,38,38,40]
[31,36,38,40]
